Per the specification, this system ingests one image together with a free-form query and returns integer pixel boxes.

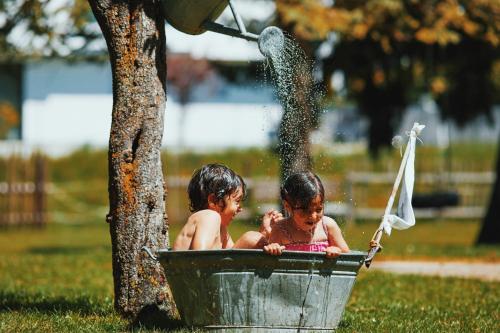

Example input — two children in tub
[173,164,349,257]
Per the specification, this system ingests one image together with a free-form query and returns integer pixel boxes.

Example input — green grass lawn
[0,221,498,332]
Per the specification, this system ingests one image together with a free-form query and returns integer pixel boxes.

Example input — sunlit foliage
[276,0,499,152]
[0,0,101,62]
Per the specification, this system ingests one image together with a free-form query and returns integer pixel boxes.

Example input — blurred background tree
[0,0,102,61]
[275,0,499,244]
[167,54,215,148]
[0,101,19,139]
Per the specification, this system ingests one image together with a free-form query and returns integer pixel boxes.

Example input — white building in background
[17,56,500,156]
[21,59,283,155]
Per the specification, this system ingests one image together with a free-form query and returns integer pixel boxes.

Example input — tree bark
[477,133,500,244]
[88,0,176,320]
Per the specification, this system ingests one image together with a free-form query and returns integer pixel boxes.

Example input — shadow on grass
[0,289,111,316]
[27,244,110,255]
[131,304,185,331]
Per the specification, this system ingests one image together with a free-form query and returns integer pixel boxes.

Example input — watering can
[161,0,284,57]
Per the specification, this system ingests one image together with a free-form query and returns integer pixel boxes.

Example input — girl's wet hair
[188,163,246,212]
[280,171,325,209]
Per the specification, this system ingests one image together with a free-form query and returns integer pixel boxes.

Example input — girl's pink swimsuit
[280,218,330,252]
[285,242,329,252]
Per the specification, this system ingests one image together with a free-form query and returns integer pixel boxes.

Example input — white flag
[382,123,425,235]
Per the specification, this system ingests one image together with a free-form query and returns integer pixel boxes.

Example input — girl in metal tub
[237,171,350,257]
[172,163,246,250]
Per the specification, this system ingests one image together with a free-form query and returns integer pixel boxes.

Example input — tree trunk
[365,105,398,158]
[88,0,176,320]
[476,133,500,244]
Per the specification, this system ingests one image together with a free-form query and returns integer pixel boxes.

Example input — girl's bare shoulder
[322,216,340,228]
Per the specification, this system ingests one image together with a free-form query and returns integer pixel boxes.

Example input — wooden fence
[345,171,494,220]
[1,159,488,226]
[0,153,47,227]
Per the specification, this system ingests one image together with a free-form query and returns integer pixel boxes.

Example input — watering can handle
[141,246,158,261]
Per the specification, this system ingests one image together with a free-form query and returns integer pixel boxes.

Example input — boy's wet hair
[188,163,246,212]
[280,171,325,209]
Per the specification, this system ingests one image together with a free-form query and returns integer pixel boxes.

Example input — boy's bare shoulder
[189,209,221,226]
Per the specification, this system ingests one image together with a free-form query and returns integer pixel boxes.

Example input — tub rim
[157,248,367,258]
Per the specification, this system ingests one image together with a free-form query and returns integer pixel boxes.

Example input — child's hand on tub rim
[325,246,343,258]
[264,243,285,256]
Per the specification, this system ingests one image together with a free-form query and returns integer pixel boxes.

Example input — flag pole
[364,131,413,268]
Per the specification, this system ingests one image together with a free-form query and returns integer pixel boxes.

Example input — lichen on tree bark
[88,0,176,320]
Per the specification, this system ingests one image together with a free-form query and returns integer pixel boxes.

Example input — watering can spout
[161,0,284,57]
[258,26,285,58]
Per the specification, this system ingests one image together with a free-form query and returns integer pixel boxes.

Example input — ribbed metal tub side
[158,249,366,332]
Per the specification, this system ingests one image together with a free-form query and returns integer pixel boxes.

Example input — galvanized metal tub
[157,249,367,332]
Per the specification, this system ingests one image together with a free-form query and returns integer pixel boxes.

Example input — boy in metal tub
[173,163,246,250]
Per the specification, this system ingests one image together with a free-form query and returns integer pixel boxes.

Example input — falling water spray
[261,32,324,180]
